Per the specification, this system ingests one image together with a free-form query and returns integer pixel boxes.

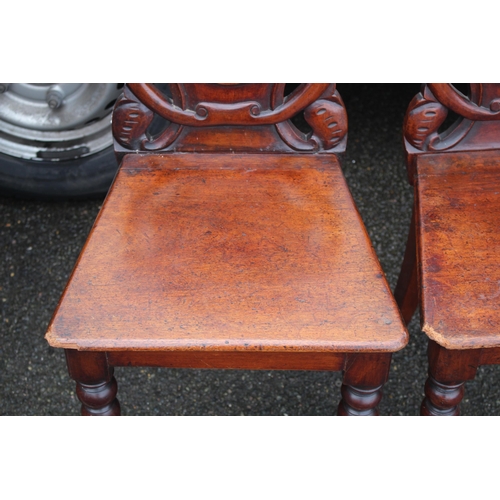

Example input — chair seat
[417,150,500,349]
[46,153,407,353]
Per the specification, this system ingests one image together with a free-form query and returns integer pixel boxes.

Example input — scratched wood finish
[46,153,407,353]
[416,150,500,350]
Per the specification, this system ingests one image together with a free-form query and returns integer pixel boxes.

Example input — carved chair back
[403,84,500,181]
[112,84,347,158]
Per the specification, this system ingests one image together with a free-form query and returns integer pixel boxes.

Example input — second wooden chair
[395,83,500,415]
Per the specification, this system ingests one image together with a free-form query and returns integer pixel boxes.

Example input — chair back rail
[112,83,347,158]
[403,83,500,183]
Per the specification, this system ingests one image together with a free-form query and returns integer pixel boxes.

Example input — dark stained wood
[393,203,419,324]
[421,376,464,416]
[420,340,480,416]
[107,351,346,371]
[425,338,480,383]
[397,83,500,415]
[338,352,392,416]
[65,350,120,416]
[46,84,409,415]
[479,347,500,366]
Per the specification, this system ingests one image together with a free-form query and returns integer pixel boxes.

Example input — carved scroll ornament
[403,85,449,151]
[113,85,185,152]
[404,84,500,153]
[127,83,330,127]
[113,84,348,154]
[427,84,500,120]
[112,87,155,150]
[274,84,347,151]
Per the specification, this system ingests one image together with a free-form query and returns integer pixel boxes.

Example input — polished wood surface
[417,150,500,350]
[396,83,500,415]
[46,153,407,353]
[65,350,120,416]
[107,350,347,371]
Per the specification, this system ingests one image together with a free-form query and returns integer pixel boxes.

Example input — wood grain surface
[417,150,500,349]
[46,153,407,353]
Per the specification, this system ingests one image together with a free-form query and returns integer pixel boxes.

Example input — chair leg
[420,340,480,416]
[394,203,419,325]
[65,350,121,416]
[338,352,392,416]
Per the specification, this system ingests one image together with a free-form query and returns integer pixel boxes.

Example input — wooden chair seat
[417,150,500,350]
[47,153,406,355]
[46,83,409,415]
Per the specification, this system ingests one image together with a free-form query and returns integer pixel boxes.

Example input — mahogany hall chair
[395,83,500,415]
[46,84,408,415]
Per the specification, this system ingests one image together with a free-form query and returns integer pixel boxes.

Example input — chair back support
[403,84,500,182]
[112,84,347,157]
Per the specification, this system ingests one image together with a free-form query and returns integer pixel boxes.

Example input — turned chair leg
[65,350,121,416]
[394,204,419,325]
[338,353,392,416]
[420,340,480,416]
[421,375,465,416]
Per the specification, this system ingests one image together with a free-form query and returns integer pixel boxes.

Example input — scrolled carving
[273,84,347,152]
[127,83,330,126]
[272,84,316,152]
[490,99,500,112]
[112,86,154,150]
[304,94,348,150]
[404,83,500,154]
[427,83,500,121]
[404,86,448,151]
[193,100,264,123]
[114,84,346,154]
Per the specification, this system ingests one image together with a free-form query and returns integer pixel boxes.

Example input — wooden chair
[395,83,500,415]
[45,84,408,416]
